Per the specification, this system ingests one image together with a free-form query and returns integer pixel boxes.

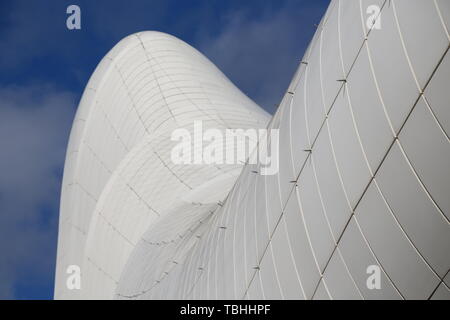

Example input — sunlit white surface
[55,0,450,300]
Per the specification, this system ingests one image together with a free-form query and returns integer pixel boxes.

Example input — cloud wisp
[198,0,326,113]
[0,85,75,299]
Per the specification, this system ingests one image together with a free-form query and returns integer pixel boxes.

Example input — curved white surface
[56,0,450,300]
[54,31,269,299]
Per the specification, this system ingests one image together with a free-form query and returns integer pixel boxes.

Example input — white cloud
[0,84,76,298]
[198,1,326,113]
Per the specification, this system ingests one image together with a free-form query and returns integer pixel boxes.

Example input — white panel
[305,41,326,143]
[430,283,450,300]
[365,1,419,132]
[320,2,345,112]
[377,140,450,277]
[327,88,371,208]
[277,95,296,205]
[360,0,386,35]
[297,160,335,271]
[356,181,440,299]
[232,191,249,298]
[254,173,270,261]
[220,190,239,299]
[247,272,265,300]
[290,74,311,176]
[283,189,321,298]
[339,0,365,75]
[399,97,450,221]
[322,250,362,300]
[258,244,283,299]
[435,0,450,38]
[312,279,331,300]
[425,50,450,137]
[339,218,402,299]
[445,272,450,288]
[271,216,305,299]
[393,0,448,88]
[263,172,283,233]
[245,179,259,279]
[346,43,394,171]
[312,123,352,239]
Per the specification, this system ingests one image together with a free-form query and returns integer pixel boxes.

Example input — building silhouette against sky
[55,0,450,299]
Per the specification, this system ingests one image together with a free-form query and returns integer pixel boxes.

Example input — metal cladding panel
[436,0,450,38]
[376,140,450,277]
[338,218,402,300]
[297,160,335,272]
[339,0,365,75]
[271,217,305,299]
[346,43,394,172]
[399,97,450,221]
[312,279,331,300]
[445,272,450,288]
[393,0,448,89]
[431,283,450,300]
[355,179,440,299]
[365,1,419,133]
[56,0,450,300]
[312,123,352,239]
[278,95,296,204]
[322,249,362,300]
[327,88,372,208]
[281,189,321,299]
[425,50,450,137]
[289,73,310,175]
[258,244,283,300]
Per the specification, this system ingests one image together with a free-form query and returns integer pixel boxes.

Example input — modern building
[55,0,450,299]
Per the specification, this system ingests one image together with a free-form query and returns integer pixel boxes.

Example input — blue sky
[0,0,330,299]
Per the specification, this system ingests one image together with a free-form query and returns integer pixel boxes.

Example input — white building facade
[55,0,450,299]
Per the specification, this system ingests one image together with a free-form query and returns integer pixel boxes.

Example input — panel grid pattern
[56,0,450,300]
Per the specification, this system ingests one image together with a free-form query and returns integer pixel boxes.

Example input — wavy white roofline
[55,31,269,299]
[56,0,450,300]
